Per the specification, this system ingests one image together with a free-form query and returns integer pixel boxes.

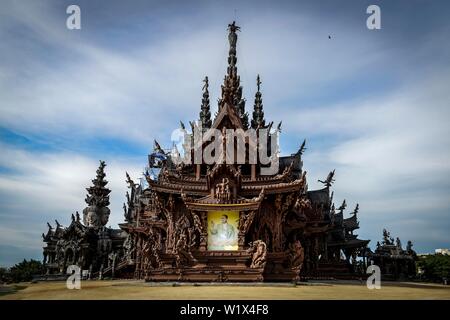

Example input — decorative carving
[247,240,267,269]
[288,240,305,269]
[123,234,135,263]
[239,210,257,234]
[318,169,335,187]
[192,213,203,232]
[382,228,394,245]
[216,271,229,282]
[174,232,195,268]
[294,196,311,212]
[199,76,212,128]
[406,240,414,254]
[228,21,240,48]
[372,230,417,280]
[275,161,294,180]
[298,139,307,156]
[396,237,402,250]
[215,178,231,202]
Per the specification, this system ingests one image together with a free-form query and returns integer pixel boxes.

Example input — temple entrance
[207,211,239,250]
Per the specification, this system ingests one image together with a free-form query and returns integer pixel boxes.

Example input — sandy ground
[1,280,449,300]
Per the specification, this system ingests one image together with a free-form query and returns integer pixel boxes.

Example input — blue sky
[0,0,449,266]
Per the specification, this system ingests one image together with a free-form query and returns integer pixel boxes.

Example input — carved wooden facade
[118,22,369,282]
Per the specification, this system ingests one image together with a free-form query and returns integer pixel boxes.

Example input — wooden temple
[117,21,370,282]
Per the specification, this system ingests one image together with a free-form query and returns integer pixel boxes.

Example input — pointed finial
[200,76,212,128]
[202,76,209,91]
[277,121,282,132]
[353,203,359,215]
[338,199,347,212]
[227,21,240,33]
[251,76,265,130]
[154,140,164,154]
[298,139,307,155]
[318,169,335,187]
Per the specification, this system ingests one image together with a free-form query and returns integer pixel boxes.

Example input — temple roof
[182,189,264,212]
[146,174,306,196]
[211,103,244,131]
[307,187,330,206]
[343,214,359,230]
[327,238,370,249]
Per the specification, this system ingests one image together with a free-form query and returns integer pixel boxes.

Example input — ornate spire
[83,160,111,228]
[199,76,212,128]
[85,161,110,207]
[218,21,248,129]
[251,74,265,129]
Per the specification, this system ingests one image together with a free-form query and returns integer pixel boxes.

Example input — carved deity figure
[383,229,389,244]
[227,21,240,48]
[239,211,256,234]
[247,240,267,269]
[192,213,203,232]
[83,205,110,229]
[123,234,135,262]
[396,237,402,250]
[406,240,415,255]
[174,231,196,267]
[382,229,394,245]
[215,178,231,202]
[165,210,175,252]
[289,240,305,270]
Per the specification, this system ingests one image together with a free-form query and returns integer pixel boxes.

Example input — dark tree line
[0,259,44,283]
[417,254,450,283]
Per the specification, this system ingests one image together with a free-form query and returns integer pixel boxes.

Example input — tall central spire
[227,21,239,81]
[218,21,249,129]
[199,76,212,129]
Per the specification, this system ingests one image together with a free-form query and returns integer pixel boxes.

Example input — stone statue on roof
[228,21,240,48]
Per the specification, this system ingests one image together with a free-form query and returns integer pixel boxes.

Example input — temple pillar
[323,234,328,261]
[238,231,246,250]
[196,164,201,180]
[199,211,208,251]
[199,232,208,251]
[251,164,256,181]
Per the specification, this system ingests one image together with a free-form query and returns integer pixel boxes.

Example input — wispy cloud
[0,141,142,266]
